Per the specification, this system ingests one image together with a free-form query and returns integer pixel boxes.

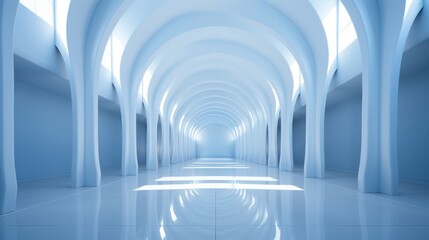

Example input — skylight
[101,37,112,71]
[54,0,70,51]
[112,35,124,87]
[404,0,412,19]
[20,0,54,26]
[323,4,338,70]
[101,34,124,87]
[321,1,358,67]
[338,1,357,53]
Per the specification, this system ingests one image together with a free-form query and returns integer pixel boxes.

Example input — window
[20,0,54,26]
[101,37,112,70]
[111,35,124,87]
[323,5,338,70]
[54,0,71,50]
[338,2,357,53]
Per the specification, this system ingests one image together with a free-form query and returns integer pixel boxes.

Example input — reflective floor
[1,158,429,240]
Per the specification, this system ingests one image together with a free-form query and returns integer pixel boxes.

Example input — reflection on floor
[1,158,429,240]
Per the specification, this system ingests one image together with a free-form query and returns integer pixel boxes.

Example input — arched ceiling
[67,0,337,141]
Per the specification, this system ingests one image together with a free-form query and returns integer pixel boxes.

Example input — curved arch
[119,5,317,93]
[66,0,334,183]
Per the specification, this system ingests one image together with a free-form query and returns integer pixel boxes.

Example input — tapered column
[84,78,101,185]
[146,111,158,170]
[161,119,170,166]
[121,96,138,176]
[358,45,382,193]
[304,85,321,178]
[268,114,279,167]
[258,122,267,165]
[247,128,255,162]
[178,132,185,162]
[279,95,298,171]
[314,89,328,178]
[0,0,18,214]
[171,127,179,164]
[355,0,422,194]
[70,69,101,187]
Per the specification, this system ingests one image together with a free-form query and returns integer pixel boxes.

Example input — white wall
[15,80,131,181]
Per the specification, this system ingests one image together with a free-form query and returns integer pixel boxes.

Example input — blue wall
[398,68,429,183]
[137,118,147,166]
[15,81,128,181]
[15,81,73,181]
[292,68,429,183]
[324,93,362,172]
[196,124,235,158]
[98,108,122,169]
[292,111,305,166]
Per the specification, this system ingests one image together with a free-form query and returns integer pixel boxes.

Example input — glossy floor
[1,158,429,240]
